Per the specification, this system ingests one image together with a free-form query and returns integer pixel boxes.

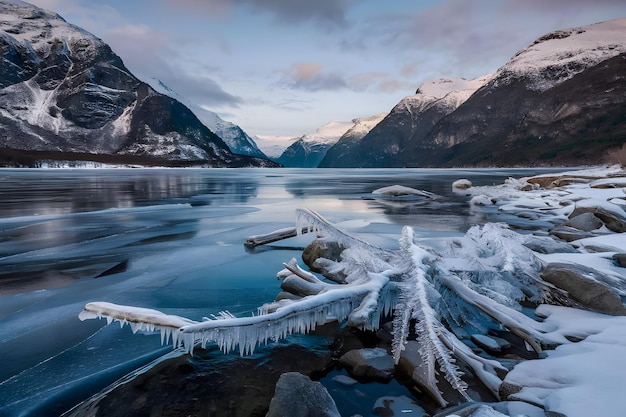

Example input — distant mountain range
[274,115,386,167]
[321,18,626,167]
[0,0,276,167]
[2,1,624,168]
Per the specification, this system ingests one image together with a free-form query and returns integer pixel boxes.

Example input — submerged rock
[373,395,429,417]
[541,263,626,316]
[266,372,340,417]
[338,347,394,381]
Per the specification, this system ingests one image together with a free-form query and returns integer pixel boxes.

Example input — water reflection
[0,169,260,217]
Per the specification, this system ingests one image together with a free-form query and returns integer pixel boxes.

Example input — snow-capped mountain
[0,0,275,167]
[275,121,354,167]
[320,76,491,167]
[149,79,268,159]
[322,18,626,168]
[318,113,387,167]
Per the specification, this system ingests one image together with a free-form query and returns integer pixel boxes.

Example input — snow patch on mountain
[341,113,387,139]
[497,18,626,91]
[416,75,494,99]
[394,74,494,119]
[300,121,355,145]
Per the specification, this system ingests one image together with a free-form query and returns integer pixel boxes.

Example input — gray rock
[338,348,394,381]
[541,263,626,316]
[563,212,603,231]
[613,253,626,268]
[266,372,340,417]
[569,205,626,233]
[498,381,523,401]
[549,225,595,242]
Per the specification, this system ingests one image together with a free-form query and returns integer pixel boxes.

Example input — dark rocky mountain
[274,121,353,168]
[322,19,626,168]
[317,113,387,167]
[149,78,269,160]
[0,0,276,167]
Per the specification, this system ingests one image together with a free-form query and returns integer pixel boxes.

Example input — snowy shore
[71,165,626,417]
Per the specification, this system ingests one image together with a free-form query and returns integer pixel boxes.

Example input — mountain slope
[318,113,387,167]
[320,77,490,168]
[150,79,268,159]
[275,121,353,168]
[0,0,275,167]
[414,18,626,167]
[324,18,626,168]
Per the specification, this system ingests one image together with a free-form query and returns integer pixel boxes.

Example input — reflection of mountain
[0,171,261,295]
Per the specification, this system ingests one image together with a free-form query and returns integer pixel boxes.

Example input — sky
[25,0,626,140]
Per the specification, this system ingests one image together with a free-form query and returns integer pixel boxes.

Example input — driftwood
[244,227,310,247]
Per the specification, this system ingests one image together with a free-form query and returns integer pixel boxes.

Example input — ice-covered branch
[395,226,470,404]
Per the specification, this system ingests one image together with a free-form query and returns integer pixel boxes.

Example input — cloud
[163,0,354,28]
[281,62,348,91]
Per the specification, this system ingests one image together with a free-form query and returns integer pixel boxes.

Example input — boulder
[569,204,626,233]
[338,348,394,381]
[613,253,626,268]
[563,212,603,231]
[549,225,595,242]
[498,381,523,401]
[266,372,340,417]
[541,263,626,316]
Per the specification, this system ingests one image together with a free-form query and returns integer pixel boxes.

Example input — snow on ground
[452,165,626,417]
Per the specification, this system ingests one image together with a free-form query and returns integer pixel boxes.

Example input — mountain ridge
[321,18,626,168]
[0,0,276,167]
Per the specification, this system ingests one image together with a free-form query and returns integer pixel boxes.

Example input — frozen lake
[0,168,559,416]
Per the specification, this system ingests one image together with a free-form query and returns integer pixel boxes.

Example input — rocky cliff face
[150,79,268,159]
[323,19,626,168]
[0,0,275,167]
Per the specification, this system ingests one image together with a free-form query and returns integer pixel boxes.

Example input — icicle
[295,208,391,258]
